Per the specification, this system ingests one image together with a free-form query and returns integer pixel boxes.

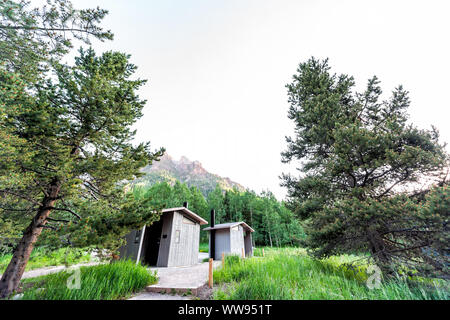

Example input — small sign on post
[208,258,213,288]
[221,252,225,268]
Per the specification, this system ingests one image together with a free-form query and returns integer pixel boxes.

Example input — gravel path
[198,252,209,262]
[0,262,102,280]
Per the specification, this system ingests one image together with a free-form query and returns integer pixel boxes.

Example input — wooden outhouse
[204,221,255,260]
[118,205,208,267]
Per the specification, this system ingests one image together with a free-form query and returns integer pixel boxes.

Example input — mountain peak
[137,152,245,196]
[178,155,190,164]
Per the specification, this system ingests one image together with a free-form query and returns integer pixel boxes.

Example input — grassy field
[18,260,157,300]
[0,247,93,274]
[213,247,449,300]
[199,242,209,253]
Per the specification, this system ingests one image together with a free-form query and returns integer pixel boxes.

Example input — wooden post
[262,248,265,257]
[242,247,245,259]
[208,258,213,288]
[221,252,225,268]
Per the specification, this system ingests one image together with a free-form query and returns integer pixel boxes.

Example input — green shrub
[199,243,209,253]
[225,255,241,267]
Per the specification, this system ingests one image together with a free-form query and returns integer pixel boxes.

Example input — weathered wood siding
[229,225,245,256]
[167,211,200,267]
[119,209,201,267]
[118,228,144,262]
[211,229,231,260]
[156,212,173,267]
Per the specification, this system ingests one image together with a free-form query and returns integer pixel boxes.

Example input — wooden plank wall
[119,210,201,267]
[118,229,142,262]
[229,225,245,256]
[167,211,200,266]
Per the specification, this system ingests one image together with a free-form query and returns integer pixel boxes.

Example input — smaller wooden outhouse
[204,221,255,260]
[119,205,208,267]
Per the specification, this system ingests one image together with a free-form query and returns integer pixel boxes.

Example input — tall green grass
[213,248,449,300]
[0,247,92,273]
[253,246,309,257]
[20,260,157,300]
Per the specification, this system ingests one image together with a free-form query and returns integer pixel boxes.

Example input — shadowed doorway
[141,219,164,266]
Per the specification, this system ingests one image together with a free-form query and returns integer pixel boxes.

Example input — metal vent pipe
[210,209,215,260]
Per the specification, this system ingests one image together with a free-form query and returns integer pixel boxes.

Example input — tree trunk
[367,230,390,265]
[0,181,60,298]
[268,229,273,247]
[250,209,255,247]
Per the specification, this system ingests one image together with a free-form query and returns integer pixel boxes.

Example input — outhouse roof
[162,207,208,225]
[203,221,255,233]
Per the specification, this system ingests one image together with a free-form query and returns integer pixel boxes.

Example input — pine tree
[0,0,112,82]
[281,57,448,275]
[0,47,163,298]
[207,184,225,223]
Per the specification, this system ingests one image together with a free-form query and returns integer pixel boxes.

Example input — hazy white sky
[66,0,450,199]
